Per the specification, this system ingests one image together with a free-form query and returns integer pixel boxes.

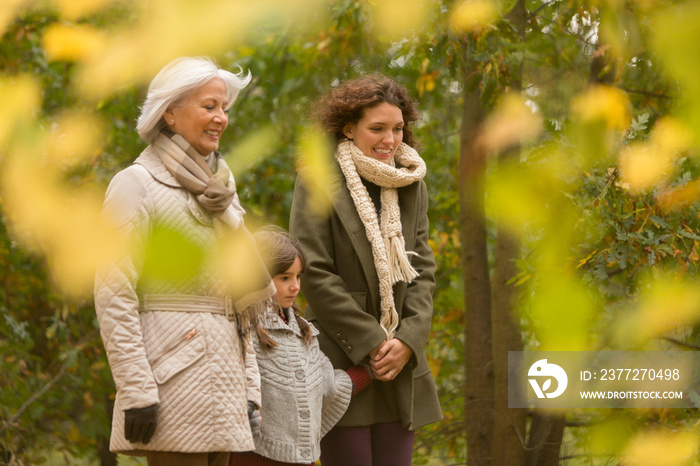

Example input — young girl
[229,229,372,466]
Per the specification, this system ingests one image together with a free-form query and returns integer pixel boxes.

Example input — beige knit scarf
[153,131,245,229]
[335,140,427,338]
[152,131,275,338]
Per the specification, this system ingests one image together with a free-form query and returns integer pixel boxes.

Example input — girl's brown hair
[253,228,313,348]
[312,73,420,148]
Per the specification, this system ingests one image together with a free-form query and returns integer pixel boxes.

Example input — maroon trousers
[146,451,230,466]
[319,421,415,466]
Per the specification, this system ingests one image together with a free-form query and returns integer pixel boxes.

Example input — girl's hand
[369,339,413,382]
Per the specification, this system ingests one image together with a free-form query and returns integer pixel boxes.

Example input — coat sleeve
[394,181,437,367]
[320,362,353,437]
[94,166,160,410]
[289,174,387,365]
[244,336,262,408]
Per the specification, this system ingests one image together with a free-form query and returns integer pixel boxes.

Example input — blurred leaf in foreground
[621,429,699,466]
[614,272,700,346]
[296,126,338,218]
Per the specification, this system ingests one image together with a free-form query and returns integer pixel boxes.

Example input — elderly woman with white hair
[94,56,275,466]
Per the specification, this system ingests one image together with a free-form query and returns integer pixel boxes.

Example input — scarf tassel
[384,235,419,286]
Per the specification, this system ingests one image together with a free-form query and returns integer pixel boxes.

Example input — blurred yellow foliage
[0,75,42,149]
[1,146,125,296]
[587,415,634,456]
[224,125,280,178]
[367,0,432,42]
[212,228,270,300]
[615,274,700,345]
[529,275,595,351]
[618,144,673,193]
[297,126,338,218]
[46,110,106,166]
[619,118,692,193]
[571,84,631,131]
[449,0,498,33]
[0,0,26,36]
[43,23,105,62]
[50,0,114,20]
[622,429,699,466]
[480,93,542,154]
[76,0,328,101]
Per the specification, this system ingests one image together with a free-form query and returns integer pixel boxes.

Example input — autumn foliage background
[2,0,700,465]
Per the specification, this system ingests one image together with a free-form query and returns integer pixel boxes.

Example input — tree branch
[0,363,67,435]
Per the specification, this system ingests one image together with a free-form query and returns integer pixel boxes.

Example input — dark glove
[248,400,261,437]
[124,404,158,444]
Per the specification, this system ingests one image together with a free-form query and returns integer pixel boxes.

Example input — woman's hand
[369,339,413,382]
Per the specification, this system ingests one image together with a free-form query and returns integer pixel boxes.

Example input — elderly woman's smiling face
[165,77,229,156]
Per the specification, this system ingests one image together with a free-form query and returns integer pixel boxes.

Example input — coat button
[295,369,304,380]
[336,333,342,338]
[341,339,347,344]
[347,345,353,350]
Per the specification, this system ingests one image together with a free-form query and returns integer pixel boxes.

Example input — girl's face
[272,256,303,309]
[342,102,404,164]
[164,77,229,156]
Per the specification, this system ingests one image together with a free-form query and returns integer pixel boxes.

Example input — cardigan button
[301,449,311,458]
[300,410,310,420]
[295,369,304,380]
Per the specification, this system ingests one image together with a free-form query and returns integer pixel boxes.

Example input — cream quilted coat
[94,145,261,455]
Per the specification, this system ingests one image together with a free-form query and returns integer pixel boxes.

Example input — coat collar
[133,145,181,188]
[260,306,319,338]
[332,170,381,307]
[332,168,421,312]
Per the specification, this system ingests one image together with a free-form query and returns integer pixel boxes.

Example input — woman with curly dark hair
[289,74,442,466]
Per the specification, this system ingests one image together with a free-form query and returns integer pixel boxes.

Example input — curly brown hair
[312,74,420,148]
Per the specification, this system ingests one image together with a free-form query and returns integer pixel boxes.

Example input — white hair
[136,56,252,143]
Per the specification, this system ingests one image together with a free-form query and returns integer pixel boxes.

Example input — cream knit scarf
[335,140,427,338]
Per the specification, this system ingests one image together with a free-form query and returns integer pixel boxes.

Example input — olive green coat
[289,169,442,430]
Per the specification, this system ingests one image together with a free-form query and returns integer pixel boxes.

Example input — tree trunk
[526,412,566,466]
[490,0,529,464]
[459,50,493,466]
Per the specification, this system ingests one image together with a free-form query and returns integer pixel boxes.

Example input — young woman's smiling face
[343,102,404,164]
[165,77,229,156]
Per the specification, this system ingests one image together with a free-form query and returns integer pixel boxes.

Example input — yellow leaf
[449,0,498,33]
[0,75,42,148]
[224,125,280,178]
[622,430,699,466]
[43,24,105,62]
[296,126,338,218]
[571,84,631,131]
[587,416,633,456]
[618,142,674,193]
[480,93,542,153]
[529,276,595,351]
[368,0,432,41]
[0,0,26,37]
[615,273,700,344]
[577,249,598,268]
